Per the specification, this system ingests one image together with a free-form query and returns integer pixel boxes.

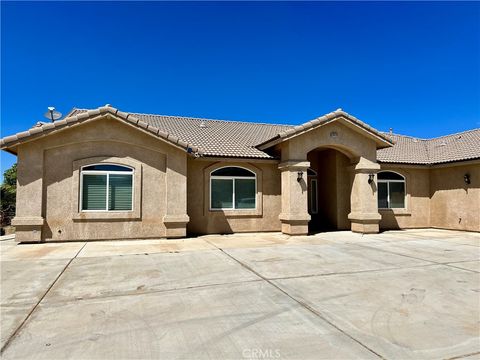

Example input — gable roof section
[70,109,293,159]
[377,129,480,164]
[0,106,206,156]
[256,109,395,150]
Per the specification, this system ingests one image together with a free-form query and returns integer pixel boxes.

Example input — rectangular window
[210,167,256,210]
[82,174,107,210]
[234,178,256,209]
[211,179,233,209]
[378,181,405,209]
[81,165,133,212]
[108,174,133,211]
[378,182,389,209]
[389,182,405,208]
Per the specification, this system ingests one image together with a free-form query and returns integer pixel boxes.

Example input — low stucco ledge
[163,214,190,224]
[279,213,311,222]
[11,217,45,226]
[379,208,412,216]
[348,212,382,222]
[72,212,141,221]
[163,214,189,239]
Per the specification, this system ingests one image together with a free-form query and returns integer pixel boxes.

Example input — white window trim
[310,178,318,214]
[307,168,317,176]
[80,164,134,212]
[209,167,257,211]
[378,171,406,210]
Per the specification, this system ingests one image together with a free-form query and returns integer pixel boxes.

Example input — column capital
[278,160,310,170]
[353,157,381,173]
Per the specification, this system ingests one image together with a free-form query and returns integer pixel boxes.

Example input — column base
[279,214,310,236]
[348,212,381,234]
[11,217,44,243]
[163,215,189,238]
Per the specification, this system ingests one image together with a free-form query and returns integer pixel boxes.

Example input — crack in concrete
[204,239,386,360]
[0,242,88,354]
[445,350,480,360]
[39,278,264,306]
[352,242,479,272]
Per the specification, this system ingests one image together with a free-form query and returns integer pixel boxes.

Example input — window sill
[379,208,411,216]
[73,211,141,221]
[209,209,261,217]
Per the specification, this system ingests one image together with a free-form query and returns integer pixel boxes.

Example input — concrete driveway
[1,229,479,360]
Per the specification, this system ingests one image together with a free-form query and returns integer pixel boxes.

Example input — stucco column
[278,160,311,235]
[348,157,381,233]
[11,144,45,242]
[163,151,189,238]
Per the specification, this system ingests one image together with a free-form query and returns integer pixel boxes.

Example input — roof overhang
[256,109,394,151]
[0,106,204,156]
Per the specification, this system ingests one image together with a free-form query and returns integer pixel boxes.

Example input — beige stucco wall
[10,113,478,241]
[378,161,480,232]
[187,159,282,234]
[378,165,431,230]
[429,162,480,231]
[14,116,188,241]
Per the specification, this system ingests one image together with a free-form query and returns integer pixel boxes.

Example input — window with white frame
[210,167,256,210]
[377,171,405,209]
[81,164,133,211]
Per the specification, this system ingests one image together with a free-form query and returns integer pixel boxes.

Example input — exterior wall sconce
[297,171,303,182]
[368,174,375,184]
[464,174,471,185]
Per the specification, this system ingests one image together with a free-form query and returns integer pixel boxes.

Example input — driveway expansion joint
[0,242,88,354]
[204,238,386,360]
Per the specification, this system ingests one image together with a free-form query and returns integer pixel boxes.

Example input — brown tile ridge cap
[258,108,394,147]
[74,108,294,128]
[381,127,480,141]
[1,105,205,156]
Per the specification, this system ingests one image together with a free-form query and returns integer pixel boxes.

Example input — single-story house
[1,105,479,242]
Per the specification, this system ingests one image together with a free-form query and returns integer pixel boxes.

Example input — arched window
[377,171,405,209]
[81,164,133,211]
[210,167,256,210]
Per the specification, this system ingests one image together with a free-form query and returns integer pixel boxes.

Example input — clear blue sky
[1,1,479,173]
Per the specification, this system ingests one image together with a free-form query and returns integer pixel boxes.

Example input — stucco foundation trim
[11,216,45,226]
[163,214,190,224]
[348,212,382,221]
[279,213,311,222]
[379,209,412,216]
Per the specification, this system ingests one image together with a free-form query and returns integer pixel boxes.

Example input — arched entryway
[307,147,353,232]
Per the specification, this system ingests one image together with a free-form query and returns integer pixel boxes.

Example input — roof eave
[0,105,205,157]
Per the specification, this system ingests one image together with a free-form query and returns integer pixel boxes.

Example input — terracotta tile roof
[377,129,480,164]
[85,110,293,158]
[1,105,478,164]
